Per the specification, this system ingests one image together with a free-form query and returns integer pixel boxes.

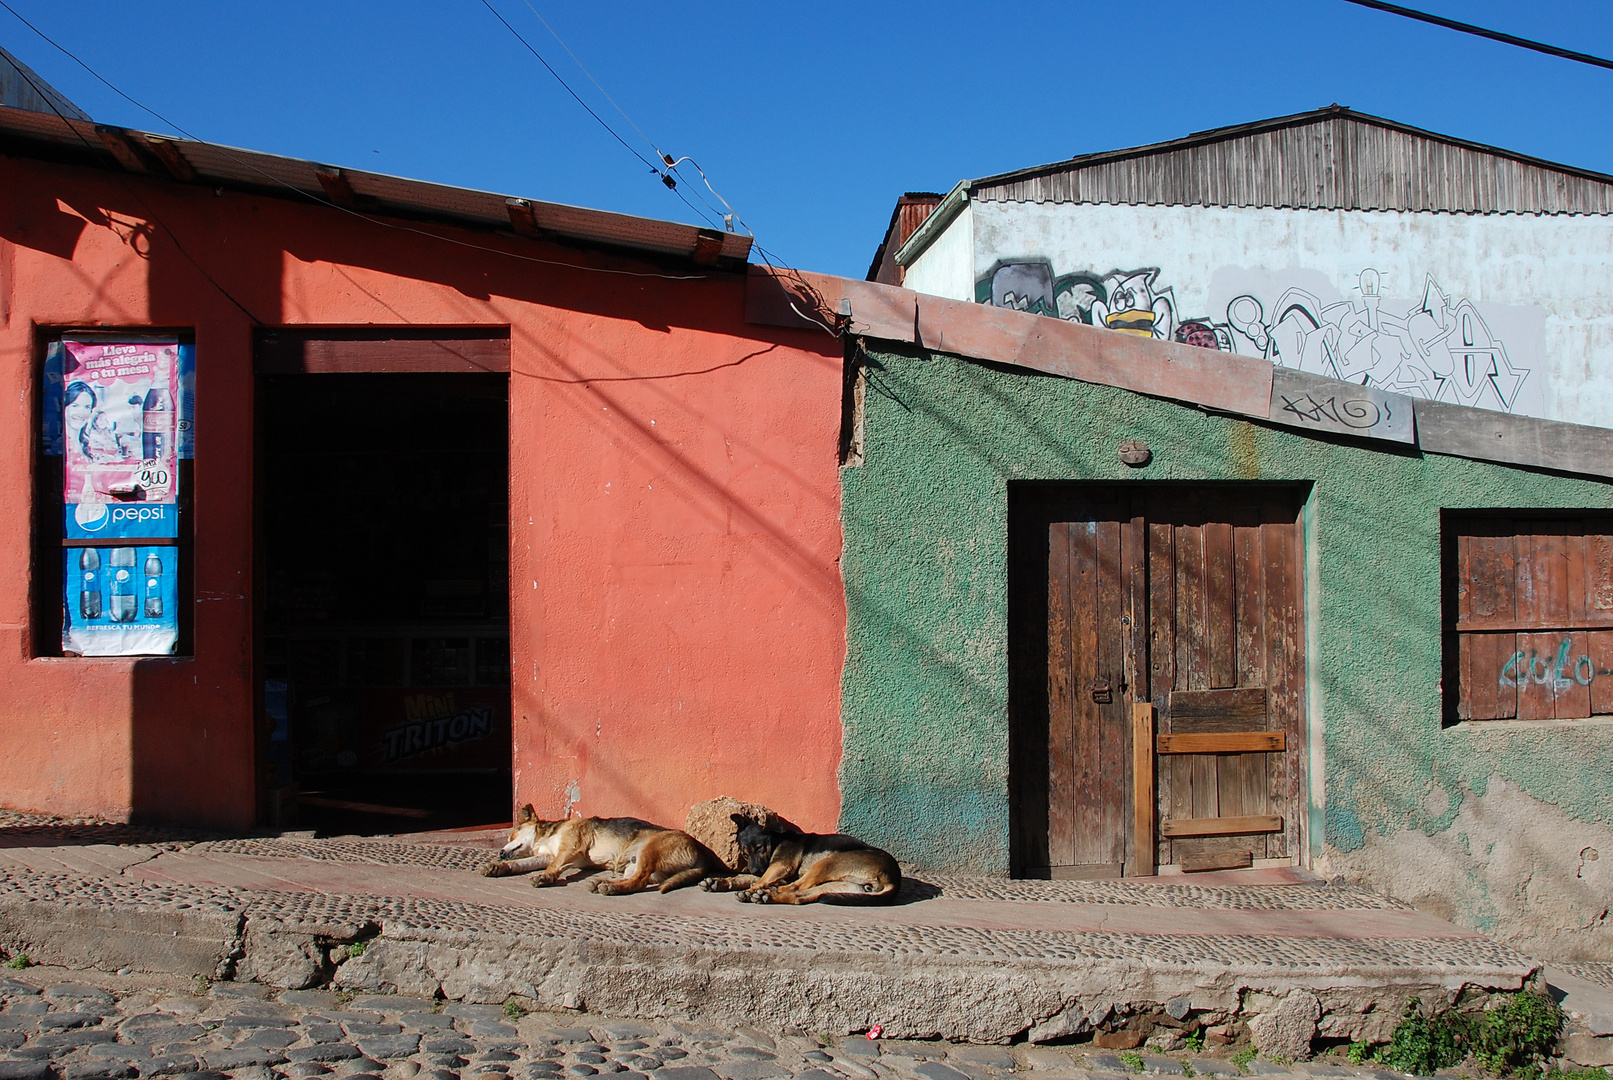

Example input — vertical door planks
[1046,522,1077,868]
[1024,486,1307,878]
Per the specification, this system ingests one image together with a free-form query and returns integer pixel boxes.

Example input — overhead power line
[1340,0,1613,71]
[0,0,713,283]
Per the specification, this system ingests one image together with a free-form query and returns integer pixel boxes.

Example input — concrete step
[0,832,1540,1049]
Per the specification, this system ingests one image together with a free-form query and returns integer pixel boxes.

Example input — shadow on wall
[22,163,842,831]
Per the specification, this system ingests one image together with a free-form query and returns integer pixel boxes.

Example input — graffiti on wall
[1498,639,1613,694]
[977,260,1232,350]
[977,259,1533,412]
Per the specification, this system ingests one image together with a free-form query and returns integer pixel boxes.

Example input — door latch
[1090,678,1113,704]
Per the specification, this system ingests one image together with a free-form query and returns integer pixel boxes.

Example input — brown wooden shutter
[1454,518,1613,721]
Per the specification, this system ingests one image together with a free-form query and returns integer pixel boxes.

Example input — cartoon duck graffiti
[1090,269,1175,340]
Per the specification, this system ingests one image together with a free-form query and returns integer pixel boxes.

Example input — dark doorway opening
[258,372,510,834]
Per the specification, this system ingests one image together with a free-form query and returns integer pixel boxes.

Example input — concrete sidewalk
[0,818,1543,1049]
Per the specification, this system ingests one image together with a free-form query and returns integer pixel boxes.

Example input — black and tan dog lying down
[480,806,901,904]
[701,814,901,904]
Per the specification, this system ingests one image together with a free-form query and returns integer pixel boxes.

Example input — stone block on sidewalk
[652,1069,720,1080]
[287,1043,363,1063]
[137,1054,199,1076]
[949,1047,1014,1069]
[358,1035,422,1060]
[1187,1061,1240,1077]
[1019,1049,1074,1072]
[1565,1033,1613,1067]
[915,1063,971,1080]
[0,1064,53,1080]
[64,1063,137,1080]
[241,1028,298,1049]
[203,1049,289,1070]
[712,1065,787,1080]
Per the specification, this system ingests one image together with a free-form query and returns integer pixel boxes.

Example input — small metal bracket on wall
[839,337,867,467]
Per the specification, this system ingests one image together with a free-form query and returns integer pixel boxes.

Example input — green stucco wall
[839,344,1613,878]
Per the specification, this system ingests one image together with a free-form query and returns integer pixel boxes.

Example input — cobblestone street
[0,969,1441,1080]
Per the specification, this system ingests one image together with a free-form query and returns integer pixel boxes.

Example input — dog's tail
[657,867,708,893]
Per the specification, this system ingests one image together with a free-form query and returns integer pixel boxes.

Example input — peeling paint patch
[1321,776,1613,960]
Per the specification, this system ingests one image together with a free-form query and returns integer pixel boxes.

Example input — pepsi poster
[46,338,191,656]
[62,545,179,657]
[59,340,181,541]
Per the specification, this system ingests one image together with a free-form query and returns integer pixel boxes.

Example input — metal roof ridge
[965,106,1613,194]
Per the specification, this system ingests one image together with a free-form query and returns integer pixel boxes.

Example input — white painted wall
[900,202,974,303]
[959,200,1613,427]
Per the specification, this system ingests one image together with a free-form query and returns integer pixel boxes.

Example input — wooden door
[1011,486,1305,877]
[1146,491,1304,871]
[1043,499,1145,877]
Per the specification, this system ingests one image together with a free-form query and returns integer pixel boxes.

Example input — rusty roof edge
[745,267,1613,481]
[0,105,753,265]
[865,192,944,282]
[892,180,969,268]
[967,105,1613,197]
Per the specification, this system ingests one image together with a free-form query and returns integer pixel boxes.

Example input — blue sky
[5,1,1612,278]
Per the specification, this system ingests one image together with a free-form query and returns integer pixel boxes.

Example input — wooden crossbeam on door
[1132,702,1155,876]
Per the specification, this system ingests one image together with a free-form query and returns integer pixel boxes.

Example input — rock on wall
[1320,775,1613,961]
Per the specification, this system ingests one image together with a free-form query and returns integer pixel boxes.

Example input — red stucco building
[0,103,846,834]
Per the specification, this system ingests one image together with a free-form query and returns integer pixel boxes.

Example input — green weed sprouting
[1231,1048,1257,1072]
[1119,1050,1145,1073]
[1473,990,1564,1076]
[3,954,29,970]
[1372,991,1564,1077]
[503,1000,528,1021]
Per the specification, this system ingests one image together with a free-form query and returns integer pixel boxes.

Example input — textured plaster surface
[839,346,1613,944]
[1320,776,1613,960]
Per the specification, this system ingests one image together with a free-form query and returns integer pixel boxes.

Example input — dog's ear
[518,804,537,824]
[731,813,749,826]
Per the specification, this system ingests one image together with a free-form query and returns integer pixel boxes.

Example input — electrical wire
[510,3,746,234]
[477,0,737,234]
[0,0,716,283]
[484,1,848,337]
[1340,0,1613,71]
[1,0,840,335]
[0,5,267,323]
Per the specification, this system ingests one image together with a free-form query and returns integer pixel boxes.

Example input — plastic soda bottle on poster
[79,548,102,619]
[144,553,163,618]
[142,380,173,461]
[109,547,136,622]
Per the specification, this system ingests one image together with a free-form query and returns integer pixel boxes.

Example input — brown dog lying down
[479,805,723,894]
[701,814,901,904]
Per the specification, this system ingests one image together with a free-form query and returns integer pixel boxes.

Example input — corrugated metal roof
[0,104,752,266]
[865,192,942,284]
[971,107,1613,215]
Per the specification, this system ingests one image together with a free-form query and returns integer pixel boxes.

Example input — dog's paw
[531,875,557,888]
[700,877,717,891]
[479,861,506,878]
[751,888,776,905]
